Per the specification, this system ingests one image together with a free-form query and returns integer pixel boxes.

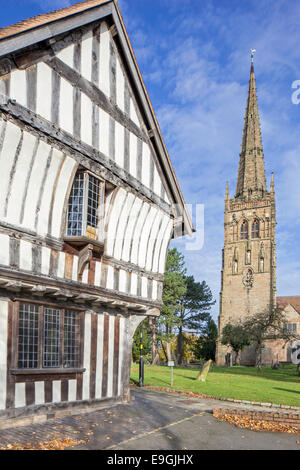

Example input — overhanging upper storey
[0,0,194,238]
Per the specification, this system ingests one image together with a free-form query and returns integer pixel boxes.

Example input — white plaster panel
[82,264,89,284]
[94,261,102,286]
[0,300,8,410]
[158,220,173,274]
[36,63,52,121]
[81,92,93,146]
[141,142,150,188]
[121,196,142,263]
[57,44,74,68]
[22,140,50,231]
[81,31,93,82]
[35,382,45,405]
[145,211,163,272]
[0,121,22,218]
[106,189,126,256]
[138,206,157,268]
[68,379,77,402]
[106,265,114,290]
[115,121,124,168]
[130,272,137,296]
[57,252,66,278]
[82,313,91,400]
[6,131,37,225]
[99,22,110,97]
[15,383,26,408]
[116,57,125,112]
[153,165,162,198]
[119,269,127,293]
[10,69,26,107]
[152,280,158,301]
[107,315,115,398]
[129,133,137,179]
[59,77,74,135]
[72,256,78,281]
[130,98,140,129]
[19,240,32,271]
[37,147,64,236]
[0,234,9,266]
[41,246,51,276]
[152,215,169,273]
[117,316,125,396]
[52,380,61,403]
[130,202,149,266]
[95,314,104,399]
[141,276,148,298]
[113,192,134,260]
[99,108,109,155]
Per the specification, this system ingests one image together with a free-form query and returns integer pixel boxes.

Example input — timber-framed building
[0,0,193,425]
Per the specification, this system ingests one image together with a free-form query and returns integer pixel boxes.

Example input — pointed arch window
[240,220,248,240]
[251,219,260,238]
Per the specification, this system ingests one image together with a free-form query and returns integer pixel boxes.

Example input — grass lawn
[130,363,300,407]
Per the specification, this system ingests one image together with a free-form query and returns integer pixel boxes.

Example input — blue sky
[1,0,300,321]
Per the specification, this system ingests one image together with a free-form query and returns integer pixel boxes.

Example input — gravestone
[196,359,213,382]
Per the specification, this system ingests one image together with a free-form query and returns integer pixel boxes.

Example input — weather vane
[251,48,256,63]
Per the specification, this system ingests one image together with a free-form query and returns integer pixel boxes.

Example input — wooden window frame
[65,170,105,252]
[11,300,85,375]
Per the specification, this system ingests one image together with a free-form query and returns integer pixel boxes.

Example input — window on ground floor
[17,302,81,370]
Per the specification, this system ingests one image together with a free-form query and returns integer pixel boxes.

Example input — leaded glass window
[18,303,39,369]
[17,303,81,370]
[67,172,104,240]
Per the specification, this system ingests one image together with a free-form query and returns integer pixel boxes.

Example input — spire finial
[251,48,256,64]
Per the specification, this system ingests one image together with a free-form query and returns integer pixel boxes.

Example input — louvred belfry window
[240,220,248,240]
[66,171,105,241]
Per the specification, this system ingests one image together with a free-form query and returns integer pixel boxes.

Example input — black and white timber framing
[0,0,193,426]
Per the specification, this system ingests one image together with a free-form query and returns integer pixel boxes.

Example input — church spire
[235,51,267,198]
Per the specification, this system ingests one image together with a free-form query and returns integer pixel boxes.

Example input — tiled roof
[0,0,110,40]
[277,296,300,314]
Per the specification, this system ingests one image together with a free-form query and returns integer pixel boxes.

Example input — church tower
[216,54,277,365]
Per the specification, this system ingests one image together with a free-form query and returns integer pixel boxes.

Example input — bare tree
[241,307,299,372]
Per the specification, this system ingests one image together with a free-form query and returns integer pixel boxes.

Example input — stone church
[216,56,279,366]
[0,0,193,426]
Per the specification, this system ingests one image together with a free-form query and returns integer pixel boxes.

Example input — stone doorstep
[139,385,300,412]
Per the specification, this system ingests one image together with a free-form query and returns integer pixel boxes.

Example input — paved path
[0,387,299,450]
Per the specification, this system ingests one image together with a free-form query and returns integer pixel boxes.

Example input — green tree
[194,316,218,361]
[176,276,215,365]
[158,248,187,362]
[132,320,152,363]
[221,323,251,364]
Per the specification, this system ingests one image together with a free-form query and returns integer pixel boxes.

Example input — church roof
[235,60,267,198]
[277,296,300,315]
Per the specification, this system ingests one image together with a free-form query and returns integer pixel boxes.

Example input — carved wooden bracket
[78,244,93,282]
